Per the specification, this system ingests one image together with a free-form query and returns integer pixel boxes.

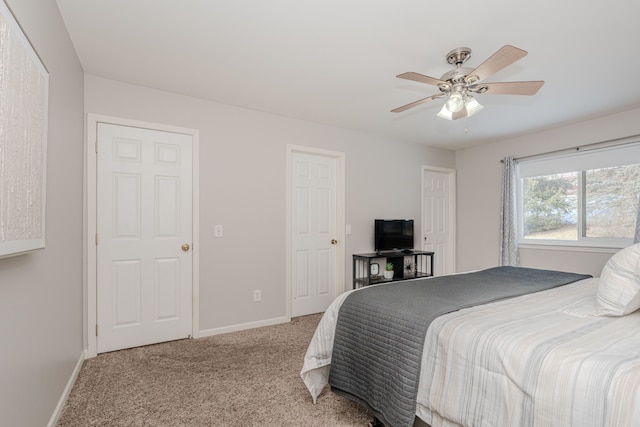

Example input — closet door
[290,151,338,316]
[97,123,193,353]
[422,167,456,275]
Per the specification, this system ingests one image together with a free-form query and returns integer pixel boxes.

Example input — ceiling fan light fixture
[437,104,454,120]
[464,96,484,117]
[445,92,465,113]
[437,95,483,120]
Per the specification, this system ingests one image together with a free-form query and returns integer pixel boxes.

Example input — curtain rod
[499,134,640,163]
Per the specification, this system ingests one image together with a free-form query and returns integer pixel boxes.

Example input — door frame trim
[421,165,457,274]
[286,145,345,318]
[85,113,200,358]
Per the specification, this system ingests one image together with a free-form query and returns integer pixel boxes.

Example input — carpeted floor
[56,314,372,426]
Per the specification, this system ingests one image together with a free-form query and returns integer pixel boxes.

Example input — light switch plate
[214,225,223,237]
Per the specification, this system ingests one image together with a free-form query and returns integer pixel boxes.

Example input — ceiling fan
[391,45,544,120]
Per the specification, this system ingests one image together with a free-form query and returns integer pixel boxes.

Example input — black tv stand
[375,249,414,256]
[353,250,434,288]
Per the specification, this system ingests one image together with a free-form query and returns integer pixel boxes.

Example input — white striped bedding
[301,277,640,427]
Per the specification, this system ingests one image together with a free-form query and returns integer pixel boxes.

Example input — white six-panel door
[97,123,192,353]
[291,152,337,316]
[422,167,456,275]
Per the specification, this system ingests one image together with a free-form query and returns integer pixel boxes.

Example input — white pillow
[596,243,640,316]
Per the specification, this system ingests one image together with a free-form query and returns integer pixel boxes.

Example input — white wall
[0,1,84,426]
[456,107,640,277]
[84,74,456,331]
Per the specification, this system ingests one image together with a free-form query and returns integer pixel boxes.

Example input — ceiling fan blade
[396,72,446,86]
[465,45,528,84]
[391,94,444,113]
[479,81,545,95]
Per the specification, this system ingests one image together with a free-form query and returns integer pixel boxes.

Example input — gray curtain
[500,156,519,266]
[634,193,640,244]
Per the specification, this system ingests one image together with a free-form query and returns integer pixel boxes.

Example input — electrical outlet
[253,290,261,302]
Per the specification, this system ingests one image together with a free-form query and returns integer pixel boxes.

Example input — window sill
[518,243,621,254]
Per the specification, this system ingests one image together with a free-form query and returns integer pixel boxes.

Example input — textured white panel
[296,187,310,235]
[316,249,330,295]
[156,143,180,165]
[316,188,329,234]
[0,4,48,246]
[113,138,141,162]
[155,258,180,321]
[155,176,179,237]
[113,260,141,327]
[113,174,140,238]
[295,250,310,298]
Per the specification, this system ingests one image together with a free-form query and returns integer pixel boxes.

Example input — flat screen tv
[374,219,414,253]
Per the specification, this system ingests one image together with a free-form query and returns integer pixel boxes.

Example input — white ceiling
[56,0,640,150]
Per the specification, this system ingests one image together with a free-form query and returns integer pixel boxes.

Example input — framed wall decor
[0,0,49,258]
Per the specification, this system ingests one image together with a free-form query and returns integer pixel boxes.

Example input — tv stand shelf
[352,250,434,288]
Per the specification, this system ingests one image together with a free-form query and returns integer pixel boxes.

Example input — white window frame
[517,139,640,249]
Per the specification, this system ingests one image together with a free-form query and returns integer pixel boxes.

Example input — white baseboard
[198,315,290,338]
[47,350,85,427]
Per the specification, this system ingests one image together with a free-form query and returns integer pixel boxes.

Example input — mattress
[301,276,640,427]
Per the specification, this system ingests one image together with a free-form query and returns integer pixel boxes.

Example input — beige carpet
[56,314,373,426]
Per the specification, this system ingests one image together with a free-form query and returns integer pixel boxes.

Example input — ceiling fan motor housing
[439,67,473,94]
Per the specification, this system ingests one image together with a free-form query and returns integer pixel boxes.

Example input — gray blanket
[328,266,592,427]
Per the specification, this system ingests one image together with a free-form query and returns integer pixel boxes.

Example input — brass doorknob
[181,244,190,252]
[331,239,338,245]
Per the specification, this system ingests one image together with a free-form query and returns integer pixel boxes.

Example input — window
[517,142,640,247]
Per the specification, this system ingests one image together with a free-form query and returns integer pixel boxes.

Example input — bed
[300,244,640,427]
